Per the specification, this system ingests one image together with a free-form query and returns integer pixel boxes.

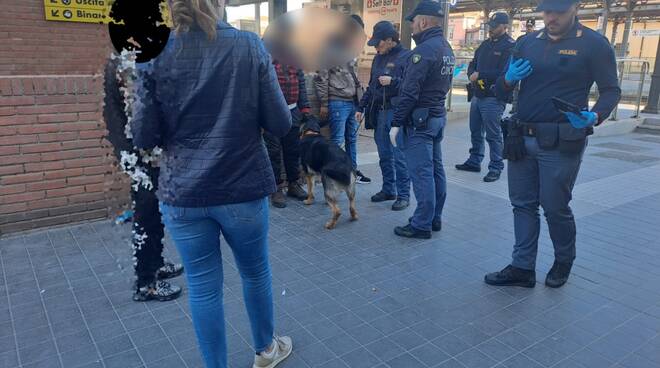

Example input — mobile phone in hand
[551,97,582,115]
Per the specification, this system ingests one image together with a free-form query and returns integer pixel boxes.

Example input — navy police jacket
[392,27,455,127]
[359,43,410,111]
[467,34,515,98]
[496,21,621,124]
[131,22,292,207]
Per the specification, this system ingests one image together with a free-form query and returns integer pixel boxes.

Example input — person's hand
[389,127,399,147]
[319,106,329,121]
[378,76,392,86]
[565,111,598,129]
[355,111,364,122]
[505,58,533,85]
[469,72,479,82]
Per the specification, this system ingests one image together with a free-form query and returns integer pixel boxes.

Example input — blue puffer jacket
[131,22,292,207]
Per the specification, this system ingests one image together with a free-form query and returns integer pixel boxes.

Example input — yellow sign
[44,0,172,26]
[45,5,109,23]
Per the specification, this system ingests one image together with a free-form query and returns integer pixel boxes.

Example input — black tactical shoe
[271,190,287,208]
[484,265,536,288]
[394,224,431,239]
[371,191,396,202]
[545,261,573,288]
[408,217,442,232]
[157,262,184,280]
[133,280,182,302]
[455,163,481,172]
[483,171,501,182]
[287,182,308,201]
[391,199,409,211]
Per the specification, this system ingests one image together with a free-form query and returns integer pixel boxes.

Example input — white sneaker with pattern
[252,336,292,368]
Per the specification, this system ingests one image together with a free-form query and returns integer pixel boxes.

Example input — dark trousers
[264,109,302,185]
[133,166,165,288]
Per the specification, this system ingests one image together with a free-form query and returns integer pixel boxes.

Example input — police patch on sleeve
[412,54,422,64]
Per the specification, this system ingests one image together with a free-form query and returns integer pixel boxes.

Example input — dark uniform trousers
[403,116,447,232]
[264,107,303,185]
[509,136,586,270]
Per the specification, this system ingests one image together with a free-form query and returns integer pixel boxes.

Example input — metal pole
[612,60,625,120]
[600,0,610,35]
[633,62,648,117]
[642,38,660,114]
[619,2,635,58]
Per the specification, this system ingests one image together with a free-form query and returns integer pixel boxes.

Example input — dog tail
[322,162,352,186]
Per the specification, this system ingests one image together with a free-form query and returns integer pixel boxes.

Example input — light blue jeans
[328,99,360,169]
[160,197,273,368]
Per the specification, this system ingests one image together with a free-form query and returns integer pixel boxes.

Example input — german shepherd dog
[299,116,358,229]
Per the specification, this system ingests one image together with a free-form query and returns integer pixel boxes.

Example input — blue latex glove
[505,58,533,85]
[565,111,598,128]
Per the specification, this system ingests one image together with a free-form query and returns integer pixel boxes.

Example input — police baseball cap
[487,12,509,28]
[367,21,399,47]
[405,0,444,22]
[537,0,580,12]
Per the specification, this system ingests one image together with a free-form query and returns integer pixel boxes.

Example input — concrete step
[634,117,660,135]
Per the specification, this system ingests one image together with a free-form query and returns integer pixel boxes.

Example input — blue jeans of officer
[403,116,447,231]
[508,137,586,270]
[374,109,410,200]
[160,198,273,368]
[466,97,506,173]
[328,100,359,169]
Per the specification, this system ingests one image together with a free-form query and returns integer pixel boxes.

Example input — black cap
[537,0,580,12]
[367,21,399,47]
[405,0,444,22]
[487,12,509,28]
[526,18,535,27]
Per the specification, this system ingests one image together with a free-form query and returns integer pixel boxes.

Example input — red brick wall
[0,1,111,75]
[0,1,129,234]
[0,76,128,234]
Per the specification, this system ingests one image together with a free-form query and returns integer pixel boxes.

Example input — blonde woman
[130,0,293,367]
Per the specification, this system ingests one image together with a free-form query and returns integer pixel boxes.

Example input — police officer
[525,18,536,34]
[485,0,621,288]
[456,12,514,182]
[391,0,455,239]
[357,21,411,211]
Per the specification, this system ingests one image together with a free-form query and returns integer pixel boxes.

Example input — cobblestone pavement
[2,119,660,368]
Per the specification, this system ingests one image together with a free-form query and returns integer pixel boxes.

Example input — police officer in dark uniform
[525,18,536,34]
[390,0,455,239]
[358,21,411,211]
[485,0,621,288]
[456,12,515,182]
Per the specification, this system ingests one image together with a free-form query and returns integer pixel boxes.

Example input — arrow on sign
[51,9,59,17]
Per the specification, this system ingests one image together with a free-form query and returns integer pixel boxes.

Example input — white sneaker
[252,336,292,368]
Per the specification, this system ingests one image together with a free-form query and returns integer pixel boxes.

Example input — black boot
[157,262,184,280]
[455,163,481,172]
[545,261,573,288]
[394,224,431,239]
[391,199,409,211]
[484,265,536,288]
[371,191,396,202]
[408,217,442,232]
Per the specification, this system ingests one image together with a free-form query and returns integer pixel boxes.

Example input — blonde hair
[171,0,220,40]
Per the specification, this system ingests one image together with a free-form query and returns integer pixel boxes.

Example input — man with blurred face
[357,21,411,211]
[390,0,455,239]
[485,0,621,288]
[456,12,514,182]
